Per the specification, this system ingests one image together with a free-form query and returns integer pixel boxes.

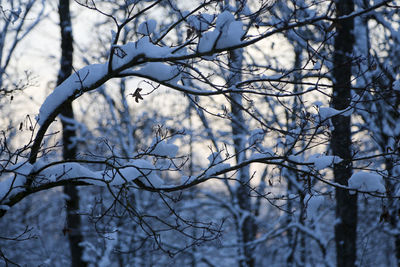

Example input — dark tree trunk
[57,0,87,266]
[331,1,357,266]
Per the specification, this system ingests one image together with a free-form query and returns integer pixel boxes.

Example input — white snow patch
[308,154,343,170]
[197,11,244,53]
[215,11,235,31]
[318,106,353,121]
[151,140,179,157]
[216,20,244,48]
[133,62,181,84]
[98,159,163,187]
[348,171,385,194]
[198,29,220,53]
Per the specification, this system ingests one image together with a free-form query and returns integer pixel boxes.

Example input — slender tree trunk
[331,1,357,266]
[228,49,256,267]
[57,1,87,266]
[286,46,304,267]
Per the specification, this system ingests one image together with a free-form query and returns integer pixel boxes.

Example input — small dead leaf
[131,88,144,103]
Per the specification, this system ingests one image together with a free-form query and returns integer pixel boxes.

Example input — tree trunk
[57,0,87,266]
[228,49,256,267]
[331,1,357,266]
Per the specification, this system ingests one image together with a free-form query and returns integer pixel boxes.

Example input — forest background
[1,0,400,266]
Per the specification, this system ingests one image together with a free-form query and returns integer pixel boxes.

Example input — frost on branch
[37,64,107,125]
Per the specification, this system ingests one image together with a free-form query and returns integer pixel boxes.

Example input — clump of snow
[348,172,385,194]
[215,11,235,31]
[138,19,157,35]
[304,194,324,220]
[198,30,220,53]
[197,11,244,53]
[112,37,172,69]
[132,62,181,84]
[151,140,179,157]
[217,20,244,47]
[38,162,99,183]
[308,154,342,170]
[135,36,172,58]
[101,159,164,187]
[318,106,353,121]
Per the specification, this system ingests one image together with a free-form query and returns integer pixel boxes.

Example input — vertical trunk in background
[331,1,357,266]
[286,47,306,267]
[228,49,256,267]
[57,1,86,266]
